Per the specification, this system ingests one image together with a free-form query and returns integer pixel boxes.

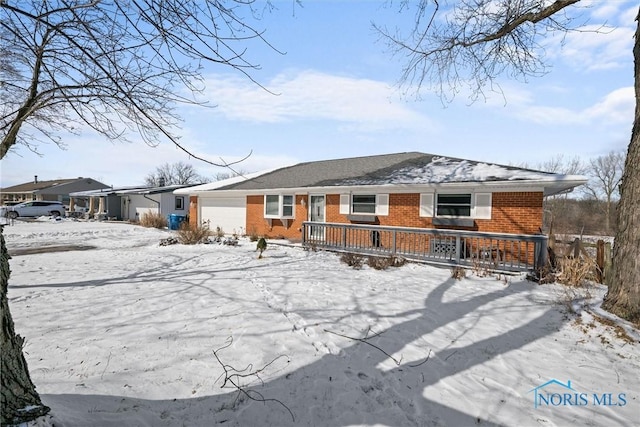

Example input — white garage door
[200,196,246,235]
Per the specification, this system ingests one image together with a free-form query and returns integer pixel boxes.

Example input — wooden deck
[302,222,548,273]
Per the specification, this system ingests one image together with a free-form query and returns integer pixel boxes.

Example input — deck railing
[301,222,548,273]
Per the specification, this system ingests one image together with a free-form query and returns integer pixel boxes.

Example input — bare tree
[0,1,283,423]
[377,1,640,323]
[537,155,585,176]
[534,154,586,234]
[583,151,625,233]
[0,1,280,163]
[145,162,208,186]
[213,169,251,181]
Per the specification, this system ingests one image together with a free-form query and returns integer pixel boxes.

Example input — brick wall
[475,192,543,234]
[245,191,544,239]
[246,194,309,240]
[189,196,198,228]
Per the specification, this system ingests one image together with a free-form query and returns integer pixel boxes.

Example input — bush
[366,255,406,270]
[247,226,259,242]
[340,252,364,269]
[140,212,167,229]
[556,257,597,287]
[215,226,225,238]
[451,266,466,280]
[176,221,212,245]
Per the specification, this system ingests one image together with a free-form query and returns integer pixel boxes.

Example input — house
[175,152,587,239]
[69,184,193,221]
[0,176,109,206]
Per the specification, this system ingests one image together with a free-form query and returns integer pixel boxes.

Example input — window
[421,192,492,219]
[352,195,376,214]
[265,195,280,216]
[436,194,472,217]
[282,195,294,217]
[175,196,185,210]
[264,194,295,218]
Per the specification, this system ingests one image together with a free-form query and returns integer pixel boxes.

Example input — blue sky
[1,0,636,188]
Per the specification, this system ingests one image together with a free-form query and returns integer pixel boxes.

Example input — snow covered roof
[70,184,193,197]
[176,152,588,196]
[173,169,279,194]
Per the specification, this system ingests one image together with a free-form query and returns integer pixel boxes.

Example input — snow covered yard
[4,219,639,427]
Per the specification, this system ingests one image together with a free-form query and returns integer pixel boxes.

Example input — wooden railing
[301,222,548,273]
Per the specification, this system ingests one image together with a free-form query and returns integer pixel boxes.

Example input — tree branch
[212,336,295,422]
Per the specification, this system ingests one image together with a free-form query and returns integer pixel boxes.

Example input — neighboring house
[175,152,587,238]
[0,175,109,206]
[70,184,193,221]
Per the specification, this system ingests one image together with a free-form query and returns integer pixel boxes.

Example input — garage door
[200,196,246,235]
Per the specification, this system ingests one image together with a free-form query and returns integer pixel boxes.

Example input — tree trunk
[1,227,50,425]
[602,8,640,325]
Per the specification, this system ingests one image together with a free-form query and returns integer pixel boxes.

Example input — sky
[6,219,640,426]
[1,0,637,188]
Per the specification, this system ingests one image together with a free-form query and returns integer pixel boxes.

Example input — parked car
[4,201,66,219]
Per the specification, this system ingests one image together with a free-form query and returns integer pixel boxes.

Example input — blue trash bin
[168,214,186,230]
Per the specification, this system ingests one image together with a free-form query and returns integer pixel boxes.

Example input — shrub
[247,226,259,242]
[140,212,167,229]
[366,255,406,270]
[340,252,364,269]
[451,266,466,280]
[177,221,212,245]
[215,226,225,238]
[556,257,597,287]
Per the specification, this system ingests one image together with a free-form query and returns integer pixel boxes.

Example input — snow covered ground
[4,218,639,427]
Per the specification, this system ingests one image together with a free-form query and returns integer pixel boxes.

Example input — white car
[4,201,66,219]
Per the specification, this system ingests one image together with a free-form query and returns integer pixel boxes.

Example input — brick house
[175,152,587,239]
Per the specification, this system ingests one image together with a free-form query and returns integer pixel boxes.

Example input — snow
[342,156,583,185]
[4,218,638,427]
[173,169,280,194]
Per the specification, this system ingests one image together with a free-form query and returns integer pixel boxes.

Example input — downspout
[143,194,161,215]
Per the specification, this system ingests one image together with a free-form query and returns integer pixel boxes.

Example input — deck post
[342,225,347,249]
[391,230,397,256]
[535,235,548,271]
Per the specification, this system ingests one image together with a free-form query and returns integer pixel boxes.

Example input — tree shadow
[37,277,566,426]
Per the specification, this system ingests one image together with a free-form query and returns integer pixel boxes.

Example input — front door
[309,195,325,239]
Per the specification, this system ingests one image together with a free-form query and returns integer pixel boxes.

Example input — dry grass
[556,257,598,287]
[591,313,637,345]
[140,212,167,229]
[176,221,212,245]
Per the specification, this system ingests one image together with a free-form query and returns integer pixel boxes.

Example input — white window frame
[420,192,492,219]
[436,193,473,218]
[351,194,377,214]
[264,194,295,219]
[339,194,389,216]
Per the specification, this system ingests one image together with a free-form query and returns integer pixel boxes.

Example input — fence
[301,222,548,273]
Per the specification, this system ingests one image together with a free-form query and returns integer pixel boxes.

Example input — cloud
[542,2,635,72]
[513,86,634,125]
[199,70,433,131]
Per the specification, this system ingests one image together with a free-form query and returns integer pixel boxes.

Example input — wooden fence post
[596,240,604,283]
